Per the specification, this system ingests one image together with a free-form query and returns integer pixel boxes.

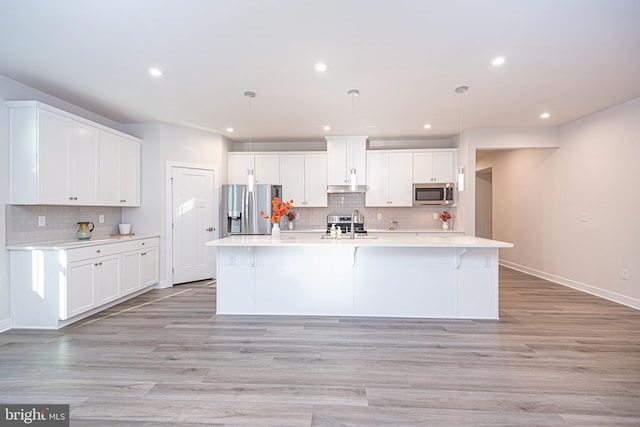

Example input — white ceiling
[1,0,639,142]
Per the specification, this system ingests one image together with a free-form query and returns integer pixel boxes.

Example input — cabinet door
[228,154,254,184]
[69,121,99,204]
[347,137,367,186]
[65,260,95,319]
[141,247,159,287]
[99,131,120,205]
[433,151,455,183]
[119,138,140,206]
[255,154,280,185]
[280,154,305,205]
[365,152,390,207]
[95,254,121,305]
[122,251,141,294]
[38,110,71,204]
[304,153,327,207]
[326,138,348,185]
[413,152,435,183]
[388,152,413,206]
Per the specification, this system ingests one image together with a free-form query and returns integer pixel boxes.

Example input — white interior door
[172,167,215,284]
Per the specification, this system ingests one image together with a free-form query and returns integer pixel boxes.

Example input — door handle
[206,227,214,232]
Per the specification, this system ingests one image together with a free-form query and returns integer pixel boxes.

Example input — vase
[271,222,281,239]
[442,221,449,230]
[288,221,294,230]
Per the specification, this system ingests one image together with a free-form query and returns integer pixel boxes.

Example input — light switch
[38,216,46,227]
[99,215,105,223]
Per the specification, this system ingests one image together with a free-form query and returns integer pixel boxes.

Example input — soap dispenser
[330,223,336,239]
[336,226,343,239]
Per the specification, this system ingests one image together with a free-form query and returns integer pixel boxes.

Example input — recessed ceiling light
[148,67,164,77]
[540,112,551,119]
[315,62,328,72]
[491,56,507,66]
[226,127,234,133]
[423,124,432,129]
[323,125,331,131]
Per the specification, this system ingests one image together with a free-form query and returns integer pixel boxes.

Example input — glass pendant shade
[350,168,357,191]
[247,168,255,192]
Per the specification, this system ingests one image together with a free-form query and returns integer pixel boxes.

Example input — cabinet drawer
[67,243,121,262]
[122,237,159,252]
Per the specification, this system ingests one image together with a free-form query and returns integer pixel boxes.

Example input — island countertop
[205,234,512,249]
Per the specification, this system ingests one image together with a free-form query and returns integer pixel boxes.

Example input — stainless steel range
[326,214,367,235]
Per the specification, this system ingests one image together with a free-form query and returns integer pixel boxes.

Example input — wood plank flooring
[1,268,639,426]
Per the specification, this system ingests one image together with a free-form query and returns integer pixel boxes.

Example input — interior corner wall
[122,123,225,287]
[480,97,640,308]
[0,90,11,330]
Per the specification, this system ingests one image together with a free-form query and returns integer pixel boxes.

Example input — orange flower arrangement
[439,211,452,222]
[260,197,294,223]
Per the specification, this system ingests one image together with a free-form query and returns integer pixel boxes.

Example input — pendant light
[455,85,468,192]
[244,91,256,192]
[348,88,360,191]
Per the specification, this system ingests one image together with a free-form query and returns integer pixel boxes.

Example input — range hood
[326,185,368,193]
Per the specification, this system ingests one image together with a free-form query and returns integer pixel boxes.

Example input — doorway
[170,165,217,285]
[475,167,493,239]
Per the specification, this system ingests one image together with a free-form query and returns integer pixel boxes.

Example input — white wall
[474,97,640,308]
[122,123,227,287]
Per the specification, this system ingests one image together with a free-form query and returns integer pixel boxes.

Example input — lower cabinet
[9,236,160,329]
[122,238,159,294]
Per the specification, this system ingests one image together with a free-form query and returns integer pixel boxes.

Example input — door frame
[164,161,219,287]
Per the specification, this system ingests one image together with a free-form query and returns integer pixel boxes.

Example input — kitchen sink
[320,235,378,240]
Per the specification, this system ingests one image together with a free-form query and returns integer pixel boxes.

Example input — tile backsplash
[285,193,457,231]
[5,205,123,245]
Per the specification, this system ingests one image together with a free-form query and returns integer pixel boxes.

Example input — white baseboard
[0,317,12,333]
[500,260,640,310]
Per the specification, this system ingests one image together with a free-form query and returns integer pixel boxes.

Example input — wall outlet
[622,269,629,280]
[580,212,589,222]
[433,212,438,220]
[99,214,105,223]
[377,212,382,220]
[38,216,46,227]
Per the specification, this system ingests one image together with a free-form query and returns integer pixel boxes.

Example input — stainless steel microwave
[413,183,454,205]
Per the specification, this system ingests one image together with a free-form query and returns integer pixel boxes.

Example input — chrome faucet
[350,209,359,240]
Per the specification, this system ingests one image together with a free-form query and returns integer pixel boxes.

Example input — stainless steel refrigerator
[220,184,282,237]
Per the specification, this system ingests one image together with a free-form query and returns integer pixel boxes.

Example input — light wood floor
[1,267,639,426]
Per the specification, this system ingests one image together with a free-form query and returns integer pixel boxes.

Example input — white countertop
[6,235,159,250]
[283,228,464,234]
[206,234,512,248]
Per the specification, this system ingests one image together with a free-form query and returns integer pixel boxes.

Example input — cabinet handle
[141,252,146,256]
[142,242,145,245]
[206,227,214,232]
[96,249,101,253]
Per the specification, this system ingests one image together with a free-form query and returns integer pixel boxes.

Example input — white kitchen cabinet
[99,130,140,206]
[326,136,367,186]
[366,151,413,207]
[122,238,160,294]
[413,150,456,183]
[7,101,141,206]
[280,153,327,207]
[68,121,100,204]
[228,153,280,185]
[9,236,160,329]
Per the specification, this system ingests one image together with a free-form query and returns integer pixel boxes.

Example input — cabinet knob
[96,249,101,253]
[141,252,146,256]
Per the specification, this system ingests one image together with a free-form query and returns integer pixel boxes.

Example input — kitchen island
[205,235,513,319]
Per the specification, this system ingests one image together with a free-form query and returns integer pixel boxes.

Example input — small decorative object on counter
[439,211,452,230]
[336,226,343,239]
[271,222,281,239]
[260,197,294,239]
[330,223,337,238]
[286,210,297,230]
[76,221,94,240]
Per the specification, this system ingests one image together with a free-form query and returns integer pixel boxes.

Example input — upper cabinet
[99,130,141,206]
[228,153,280,185]
[280,153,327,207]
[326,136,367,186]
[7,101,141,207]
[366,151,413,207]
[412,150,456,183]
